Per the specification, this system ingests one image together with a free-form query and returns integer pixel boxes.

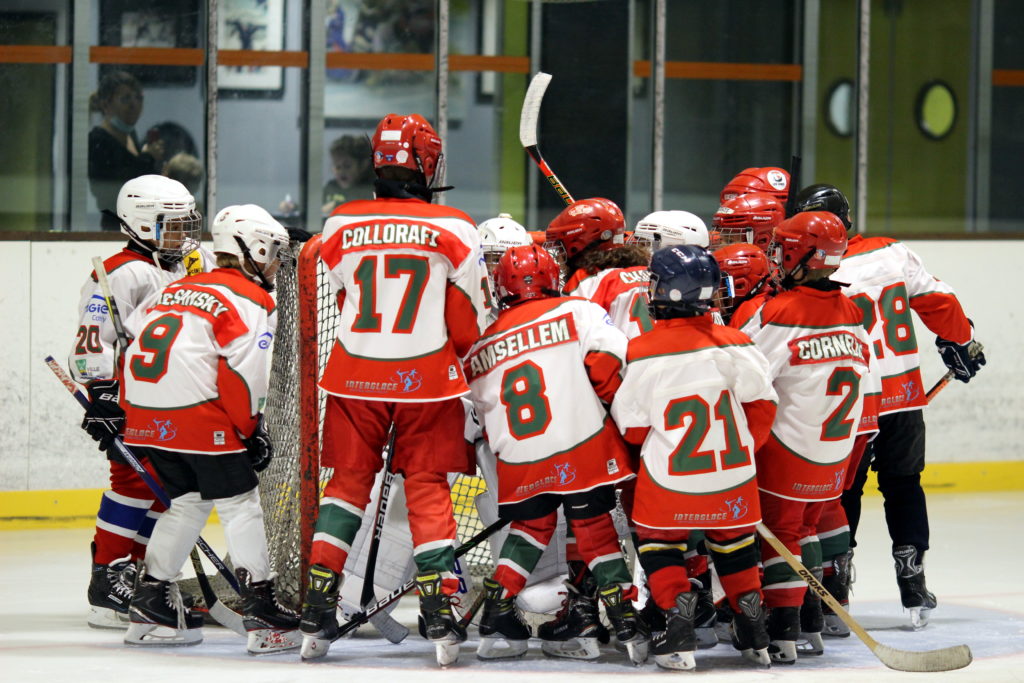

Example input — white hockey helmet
[631,210,710,251]
[211,204,290,288]
[478,213,532,276]
[115,174,201,262]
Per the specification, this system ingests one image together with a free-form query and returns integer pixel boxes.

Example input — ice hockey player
[300,113,489,666]
[711,191,785,253]
[119,204,299,653]
[713,243,774,328]
[630,210,710,252]
[719,167,791,206]
[795,183,986,629]
[479,212,532,276]
[70,174,207,629]
[739,211,877,663]
[611,245,778,670]
[465,244,647,664]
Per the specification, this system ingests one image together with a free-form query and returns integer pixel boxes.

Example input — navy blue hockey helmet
[648,245,721,319]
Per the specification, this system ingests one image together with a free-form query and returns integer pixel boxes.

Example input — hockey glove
[244,415,274,473]
[936,336,986,383]
[82,379,125,451]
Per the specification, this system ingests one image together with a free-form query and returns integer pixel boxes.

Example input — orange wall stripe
[326,51,434,71]
[450,55,529,73]
[89,46,204,66]
[993,69,1024,87]
[218,49,309,68]
[0,45,72,64]
[634,60,802,82]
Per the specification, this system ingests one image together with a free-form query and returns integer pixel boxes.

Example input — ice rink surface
[2,492,1023,683]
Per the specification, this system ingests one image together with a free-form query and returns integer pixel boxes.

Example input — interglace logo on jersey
[393,369,422,393]
[152,418,177,442]
[787,331,868,366]
[901,379,920,404]
[833,468,846,491]
[722,496,749,520]
[553,462,577,487]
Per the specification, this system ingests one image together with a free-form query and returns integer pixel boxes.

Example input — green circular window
[916,81,957,140]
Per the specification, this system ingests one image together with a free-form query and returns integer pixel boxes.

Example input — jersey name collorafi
[338,221,441,249]
[466,313,575,379]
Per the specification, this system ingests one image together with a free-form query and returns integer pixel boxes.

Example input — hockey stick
[756,522,971,672]
[520,71,574,206]
[926,341,984,403]
[333,517,510,642]
[357,425,411,643]
[785,155,802,217]
[188,548,247,636]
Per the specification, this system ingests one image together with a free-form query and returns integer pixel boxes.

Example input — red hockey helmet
[493,244,561,306]
[711,192,785,252]
[371,113,443,185]
[545,197,625,260]
[713,243,771,300]
[719,166,791,204]
[770,211,848,277]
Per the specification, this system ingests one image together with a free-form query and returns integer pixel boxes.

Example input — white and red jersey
[319,198,490,402]
[612,316,778,530]
[69,245,211,383]
[121,268,274,455]
[741,284,879,501]
[564,265,652,339]
[834,235,972,415]
[465,296,633,505]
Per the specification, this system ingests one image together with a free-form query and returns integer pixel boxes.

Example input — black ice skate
[893,545,937,629]
[731,591,770,667]
[823,549,854,638]
[798,567,825,656]
[236,568,301,655]
[598,584,650,665]
[415,571,466,667]
[766,605,800,664]
[476,577,530,660]
[124,571,203,647]
[87,543,136,630]
[299,564,341,660]
[651,591,697,671]
[538,572,607,660]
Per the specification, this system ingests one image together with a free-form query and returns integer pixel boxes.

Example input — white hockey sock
[215,488,271,582]
[145,492,213,581]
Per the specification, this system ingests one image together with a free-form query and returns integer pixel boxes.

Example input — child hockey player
[711,192,785,252]
[713,243,774,328]
[119,204,298,652]
[612,245,778,671]
[465,244,647,664]
[630,210,710,252]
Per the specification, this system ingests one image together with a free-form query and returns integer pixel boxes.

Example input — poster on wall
[218,0,285,97]
[99,0,199,86]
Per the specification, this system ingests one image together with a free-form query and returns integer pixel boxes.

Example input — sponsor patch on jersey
[184,250,203,276]
[213,431,225,446]
[466,313,578,380]
[788,331,868,366]
[76,359,88,374]
[257,332,273,349]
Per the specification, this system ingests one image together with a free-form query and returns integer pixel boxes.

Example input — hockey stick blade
[519,71,574,205]
[756,522,971,672]
[189,551,246,636]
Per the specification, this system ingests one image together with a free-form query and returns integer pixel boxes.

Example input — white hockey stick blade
[369,610,410,643]
[208,599,247,636]
[874,642,972,673]
[519,72,552,147]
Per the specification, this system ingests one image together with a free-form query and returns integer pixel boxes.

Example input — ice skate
[87,544,136,630]
[538,573,606,660]
[598,584,650,665]
[415,572,466,667]
[651,591,697,671]
[299,564,341,660]
[476,578,530,660]
[730,591,770,667]
[893,545,937,629]
[692,581,718,649]
[236,568,301,655]
[124,571,203,647]
[766,605,799,664]
[797,568,825,656]
[822,549,853,637]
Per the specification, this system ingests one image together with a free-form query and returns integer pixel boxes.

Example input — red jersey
[564,265,653,339]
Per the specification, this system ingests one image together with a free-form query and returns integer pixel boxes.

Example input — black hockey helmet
[648,245,721,319]
[795,183,852,231]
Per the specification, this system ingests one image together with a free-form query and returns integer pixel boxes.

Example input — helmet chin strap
[780,248,815,290]
[233,236,274,292]
[106,209,181,270]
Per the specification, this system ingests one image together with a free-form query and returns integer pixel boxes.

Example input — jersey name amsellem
[466,296,632,505]
[564,265,653,339]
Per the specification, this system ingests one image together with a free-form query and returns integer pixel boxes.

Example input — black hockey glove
[82,379,125,451]
[936,336,986,383]
[244,415,274,473]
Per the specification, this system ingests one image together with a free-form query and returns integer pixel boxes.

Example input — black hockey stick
[357,425,410,643]
[333,517,509,642]
[785,155,802,217]
[520,72,575,206]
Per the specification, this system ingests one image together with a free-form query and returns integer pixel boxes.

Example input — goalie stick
[926,341,984,403]
[333,517,509,642]
[756,522,972,672]
[520,71,574,206]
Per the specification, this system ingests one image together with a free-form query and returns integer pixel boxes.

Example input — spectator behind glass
[88,71,165,230]
[322,135,375,216]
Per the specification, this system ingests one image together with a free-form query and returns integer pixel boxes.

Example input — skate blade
[741,647,771,668]
[624,637,649,665]
[822,614,851,638]
[908,606,932,630]
[124,622,202,647]
[796,631,824,655]
[654,650,696,671]
[695,626,718,649]
[541,636,601,660]
[434,639,461,667]
[476,636,528,660]
[247,628,302,655]
[768,640,797,664]
[300,634,331,660]
[88,606,130,630]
